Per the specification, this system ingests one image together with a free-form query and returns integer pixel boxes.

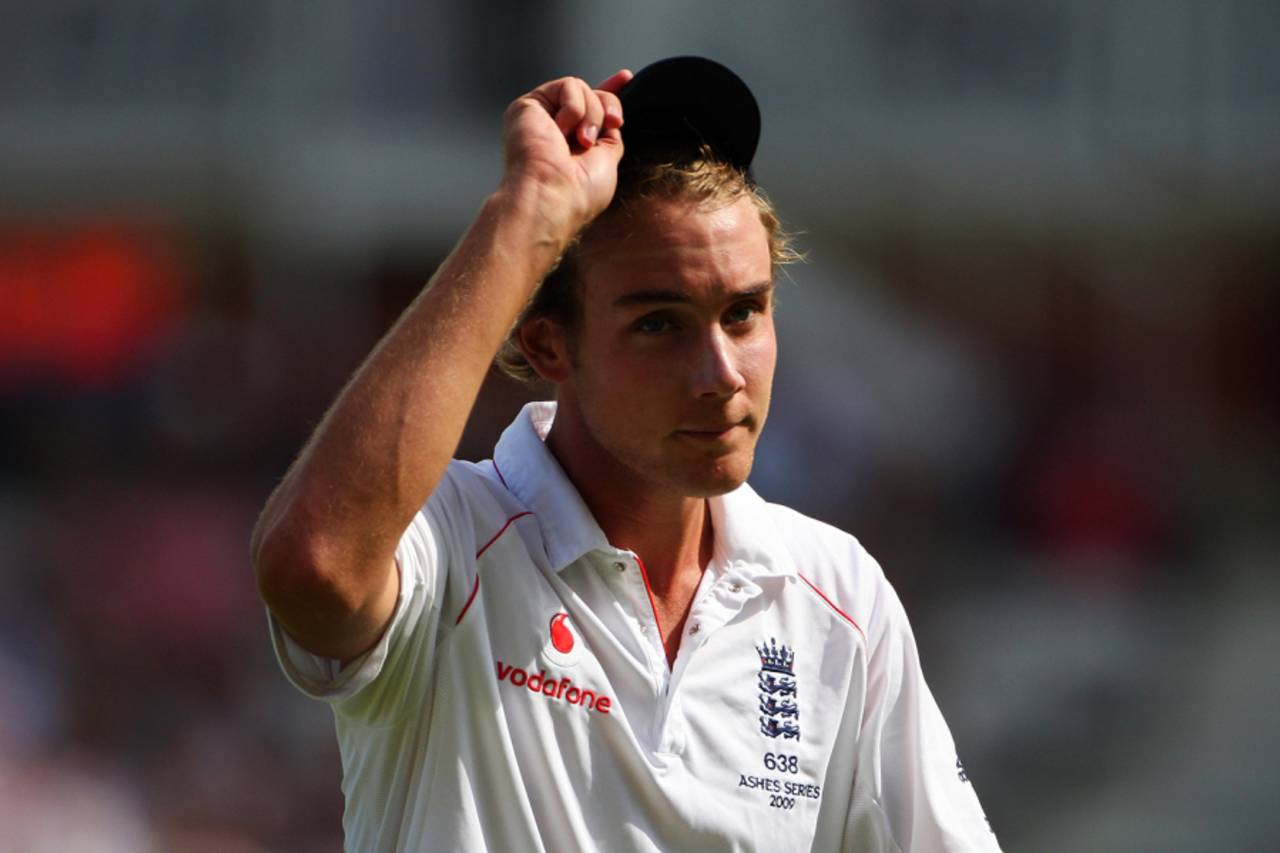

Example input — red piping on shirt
[455,511,533,626]
[632,554,666,640]
[797,572,865,641]
[492,459,511,492]
[454,574,481,626]
[475,511,532,559]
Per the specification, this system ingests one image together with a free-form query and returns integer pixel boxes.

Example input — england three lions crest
[757,638,800,740]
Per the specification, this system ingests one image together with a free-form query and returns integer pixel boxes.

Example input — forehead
[576,195,772,297]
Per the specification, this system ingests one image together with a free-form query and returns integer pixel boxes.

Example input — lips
[675,419,749,441]
[679,426,736,437]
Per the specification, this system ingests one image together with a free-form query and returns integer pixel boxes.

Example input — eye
[724,301,763,326]
[633,312,678,334]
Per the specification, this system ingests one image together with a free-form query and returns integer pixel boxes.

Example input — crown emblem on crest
[756,637,795,675]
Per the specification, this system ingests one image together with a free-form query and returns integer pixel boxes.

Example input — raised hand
[500,69,633,245]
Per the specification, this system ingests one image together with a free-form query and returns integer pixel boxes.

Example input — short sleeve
[845,572,1001,852]
[267,466,475,723]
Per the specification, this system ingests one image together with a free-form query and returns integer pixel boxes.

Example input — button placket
[671,587,735,681]
[655,691,688,757]
[613,552,667,683]
[678,568,760,649]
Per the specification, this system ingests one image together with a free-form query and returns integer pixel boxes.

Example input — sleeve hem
[266,561,410,703]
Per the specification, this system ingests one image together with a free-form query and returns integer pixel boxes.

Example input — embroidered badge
[757,637,800,740]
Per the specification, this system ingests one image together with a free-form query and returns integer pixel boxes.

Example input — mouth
[674,419,749,443]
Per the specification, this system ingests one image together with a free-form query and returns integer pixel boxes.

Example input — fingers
[596,68,633,94]
[577,83,606,149]
[545,76,622,150]
[597,88,622,133]
[595,69,630,138]
[523,71,631,151]
[549,78,586,138]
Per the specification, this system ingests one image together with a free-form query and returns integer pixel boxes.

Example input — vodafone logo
[542,612,580,668]
[550,613,574,653]
[493,611,613,715]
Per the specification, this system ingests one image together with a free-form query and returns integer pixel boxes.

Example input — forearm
[252,185,566,648]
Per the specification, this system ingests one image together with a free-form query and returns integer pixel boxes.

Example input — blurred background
[2,1,1278,850]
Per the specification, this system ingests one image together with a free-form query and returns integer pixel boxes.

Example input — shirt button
[729,583,742,593]
[690,623,700,635]
[613,561,627,572]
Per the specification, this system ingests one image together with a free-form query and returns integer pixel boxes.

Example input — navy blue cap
[617,56,761,181]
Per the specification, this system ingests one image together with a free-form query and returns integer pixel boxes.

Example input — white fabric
[269,402,1000,852]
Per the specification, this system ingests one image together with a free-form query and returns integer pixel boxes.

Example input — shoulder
[438,457,527,510]
[422,458,534,547]
[761,500,900,646]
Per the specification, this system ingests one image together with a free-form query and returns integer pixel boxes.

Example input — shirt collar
[709,475,795,580]
[492,401,794,579]
[493,402,612,571]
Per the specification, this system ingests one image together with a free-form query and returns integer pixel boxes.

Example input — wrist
[471,184,577,290]
[490,174,587,256]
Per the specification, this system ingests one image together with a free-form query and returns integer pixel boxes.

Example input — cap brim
[617,56,760,179]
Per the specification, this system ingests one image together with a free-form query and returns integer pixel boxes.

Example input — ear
[515,316,573,383]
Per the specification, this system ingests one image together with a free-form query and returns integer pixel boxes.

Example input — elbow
[251,517,359,625]
[252,511,400,661]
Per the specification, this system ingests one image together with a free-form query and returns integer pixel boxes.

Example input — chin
[671,454,754,498]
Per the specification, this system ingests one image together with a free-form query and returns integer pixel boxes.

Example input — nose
[690,327,745,399]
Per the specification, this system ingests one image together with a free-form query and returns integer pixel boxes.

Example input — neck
[545,409,713,596]
[581,483,714,597]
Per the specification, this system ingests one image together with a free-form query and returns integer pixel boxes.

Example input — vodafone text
[495,660,613,714]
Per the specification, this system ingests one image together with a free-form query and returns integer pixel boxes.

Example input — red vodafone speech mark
[550,613,574,654]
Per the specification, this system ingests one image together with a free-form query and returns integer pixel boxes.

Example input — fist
[500,70,632,242]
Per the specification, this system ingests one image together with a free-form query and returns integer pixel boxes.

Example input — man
[252,57,1001,852]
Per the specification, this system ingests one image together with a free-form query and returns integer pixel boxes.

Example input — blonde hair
[495,150,801,382]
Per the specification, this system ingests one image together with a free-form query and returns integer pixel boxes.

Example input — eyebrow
[612,281,775,308]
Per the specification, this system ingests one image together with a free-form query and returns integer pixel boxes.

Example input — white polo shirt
[270,402,1000,852]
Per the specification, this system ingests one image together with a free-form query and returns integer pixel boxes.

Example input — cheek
[586,330,678,388]
[571,337,663,414]
[742,324,778,385]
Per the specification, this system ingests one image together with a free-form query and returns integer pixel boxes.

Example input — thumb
[590,124,625,164]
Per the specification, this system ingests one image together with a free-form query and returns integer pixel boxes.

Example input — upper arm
[261,464,484,720]
[849,574,1000,852]
[253,471,470,662]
